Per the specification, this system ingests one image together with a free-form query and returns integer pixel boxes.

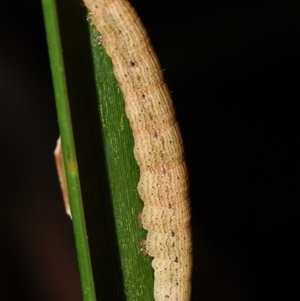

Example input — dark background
[1,1,298,300]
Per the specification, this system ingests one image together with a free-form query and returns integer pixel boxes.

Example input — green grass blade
[42,0,154,300]
[41,0,97,300]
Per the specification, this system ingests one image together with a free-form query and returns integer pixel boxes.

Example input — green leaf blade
[42,0,155,300]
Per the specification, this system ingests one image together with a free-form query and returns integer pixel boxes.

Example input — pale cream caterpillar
[82,0,192,300]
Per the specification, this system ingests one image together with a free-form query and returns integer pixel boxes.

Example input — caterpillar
[82,0,192,300]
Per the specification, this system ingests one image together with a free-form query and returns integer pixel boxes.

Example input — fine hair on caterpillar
[83,0,192,300]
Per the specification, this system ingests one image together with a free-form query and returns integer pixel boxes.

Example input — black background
[1,1,299,300]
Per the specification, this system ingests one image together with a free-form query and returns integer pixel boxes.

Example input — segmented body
[83,1,192,300]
